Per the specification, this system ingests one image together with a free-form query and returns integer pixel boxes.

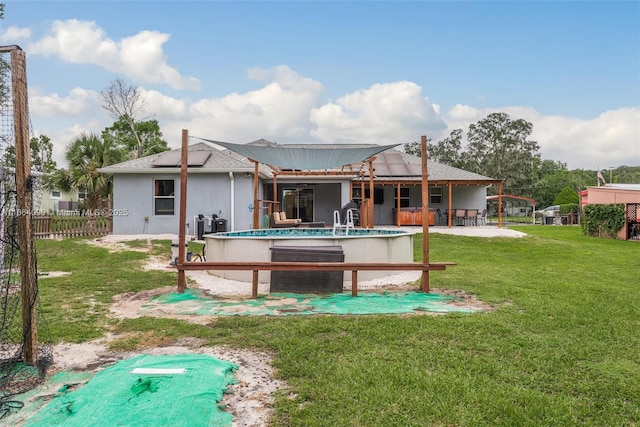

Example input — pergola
[176,132,451,296]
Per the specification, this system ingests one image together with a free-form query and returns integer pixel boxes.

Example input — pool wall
[203,228,415,283]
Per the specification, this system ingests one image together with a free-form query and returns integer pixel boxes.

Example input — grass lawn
[33,227,639,426]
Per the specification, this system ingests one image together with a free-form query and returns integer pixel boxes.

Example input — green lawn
[33,227,640,426]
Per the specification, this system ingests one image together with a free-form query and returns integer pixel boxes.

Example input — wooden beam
[180,261,454,271]
[13,48,38,366]
[177,129,188,293]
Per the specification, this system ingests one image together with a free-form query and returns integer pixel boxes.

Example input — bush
[581,204,625,238]
[559,203,579,215]
[553,186,579,205]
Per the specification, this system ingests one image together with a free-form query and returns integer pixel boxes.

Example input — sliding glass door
[282,188,314,222]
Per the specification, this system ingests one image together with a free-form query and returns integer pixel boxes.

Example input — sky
[1,0,639,171]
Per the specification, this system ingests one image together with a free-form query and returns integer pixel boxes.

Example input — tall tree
[100,78,150,159]
[102,116,168,160]
[2,135,57,174]
[426,128,466,169]
[49,133,123,210]
[466,112,540,195]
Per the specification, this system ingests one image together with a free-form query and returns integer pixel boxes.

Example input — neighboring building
[583,184,640,240]
[99,140,500,235]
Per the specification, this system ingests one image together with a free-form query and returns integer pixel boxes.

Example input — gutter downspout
[229,171,235,231]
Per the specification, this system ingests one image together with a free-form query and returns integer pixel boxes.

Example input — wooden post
[351,271,358,297]
[368,159,374,228]
[448,182,453,227]
[252,270,258,298]
[420,135,430,293]
[396,183,401,226]
[11,48,38,365]
[252,160,259,229]
[177,129,188,293]
[498,181,503,228]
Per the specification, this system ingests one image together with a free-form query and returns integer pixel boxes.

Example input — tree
[2,135,57,174]
[553,186,580,205]
[102,116,168,160]
[426,129,466,169]
[49,133,124,210]
[466,112,540,195]
[100,78,150,159]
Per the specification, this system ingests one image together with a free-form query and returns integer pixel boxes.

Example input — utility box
[215,219,227,233]
[269,246,344,294]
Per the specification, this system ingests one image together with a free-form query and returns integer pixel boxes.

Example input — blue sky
[2,1,639,170]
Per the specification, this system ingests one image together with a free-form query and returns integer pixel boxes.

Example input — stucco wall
[112,172,257,235]
[587,187,640,204]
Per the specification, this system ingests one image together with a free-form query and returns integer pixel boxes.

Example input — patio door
[282,188,314,222]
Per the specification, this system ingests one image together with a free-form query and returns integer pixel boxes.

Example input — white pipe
[229,171,235,231]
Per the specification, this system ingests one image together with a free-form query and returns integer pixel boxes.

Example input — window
[430,187,443,205]
[394,187,410,208]
[78,189,87,200]
[51,189,61,199]
[154,179,175,215]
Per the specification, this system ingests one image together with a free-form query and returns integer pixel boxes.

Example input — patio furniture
[478,209,487,226]
[466,209,478,226]
[455,209,466,226]
[271,212,302,228]
[436,208,444,225]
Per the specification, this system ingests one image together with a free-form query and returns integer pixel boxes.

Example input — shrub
[581,204,625,238]
[553,186,579,205]
[559,203,579,215]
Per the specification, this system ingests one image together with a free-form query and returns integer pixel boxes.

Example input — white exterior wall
[112,172,258,235]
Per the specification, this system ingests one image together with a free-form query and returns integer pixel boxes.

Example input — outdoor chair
[466,209,478,226]
[436,208,444,226]
[455,209,466,226]
[478,209,487,226]
[271,212,301,228]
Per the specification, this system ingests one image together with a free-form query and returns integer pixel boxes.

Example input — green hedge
[559,203,579,215]
[581,204,625,238]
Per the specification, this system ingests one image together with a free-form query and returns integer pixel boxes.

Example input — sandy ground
[15,226,524,426]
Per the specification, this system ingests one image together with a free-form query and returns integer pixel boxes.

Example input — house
[99,139,501,235]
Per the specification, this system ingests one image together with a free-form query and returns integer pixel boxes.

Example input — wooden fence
[4,214,112,239]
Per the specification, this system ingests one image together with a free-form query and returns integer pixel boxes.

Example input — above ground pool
[203,227,416,284]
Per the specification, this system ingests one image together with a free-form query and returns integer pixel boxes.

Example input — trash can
[196,214,205,240]
[215,219,227,233]
[170,237,190,265]
[545,216,554,225]
[269,246,344,293]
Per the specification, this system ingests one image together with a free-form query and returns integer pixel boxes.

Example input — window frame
[154,179,175,216]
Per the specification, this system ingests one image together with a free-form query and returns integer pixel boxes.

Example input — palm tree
[50,133,124,210]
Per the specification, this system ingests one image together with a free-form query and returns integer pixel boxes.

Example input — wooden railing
[4,214,112,239]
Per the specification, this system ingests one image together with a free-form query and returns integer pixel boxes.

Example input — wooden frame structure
[176,131,452,296]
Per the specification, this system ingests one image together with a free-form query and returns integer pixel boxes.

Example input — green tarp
[23,354,238,427]
[144,290,480,316]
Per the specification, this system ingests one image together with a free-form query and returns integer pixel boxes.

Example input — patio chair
[466,209,478,226]
[455,209,466,226]
[478,209,487,226]
[436,208,444,226]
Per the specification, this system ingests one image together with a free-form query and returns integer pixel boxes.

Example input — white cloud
[28,20,200,90]
[29,86,99,117]
[442,105,640,169]
[310,81,447,145]
[159,66,325,143]
[0,25,31,43]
